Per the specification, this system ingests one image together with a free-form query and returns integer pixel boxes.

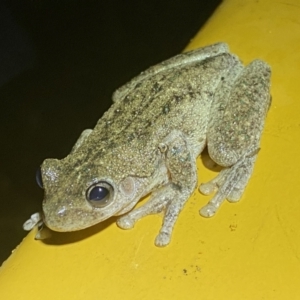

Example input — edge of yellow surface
[1,0,300,299]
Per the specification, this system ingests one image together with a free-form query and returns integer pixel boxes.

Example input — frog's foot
[117,187,169,230]
[23,212,43,231]
[199,154,256,218]
[23,212,52,240]
[117,184,189,247]
[199,168,230,195]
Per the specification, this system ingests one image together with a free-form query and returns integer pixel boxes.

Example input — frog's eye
[86,182,114,208]
[36,168,43,189]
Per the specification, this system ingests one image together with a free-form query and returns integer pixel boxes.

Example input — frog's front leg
[200,59,271,217]
[117,130,197,247]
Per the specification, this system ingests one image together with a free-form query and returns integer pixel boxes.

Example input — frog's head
[38,154,150,232]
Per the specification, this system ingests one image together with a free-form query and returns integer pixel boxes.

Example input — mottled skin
[38,43,271,247]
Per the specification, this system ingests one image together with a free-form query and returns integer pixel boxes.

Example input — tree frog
[24,43,271,247]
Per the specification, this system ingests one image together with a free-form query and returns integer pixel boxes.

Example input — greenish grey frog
[24,43,271,247]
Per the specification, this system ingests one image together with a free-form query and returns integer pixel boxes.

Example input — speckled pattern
[38,43,271,246]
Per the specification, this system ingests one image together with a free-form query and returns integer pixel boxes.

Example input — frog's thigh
[118,130,197,246]
[200,60,271,217]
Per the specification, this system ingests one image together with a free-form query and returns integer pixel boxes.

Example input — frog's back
[81,52,237,178]
[99,53,236,143]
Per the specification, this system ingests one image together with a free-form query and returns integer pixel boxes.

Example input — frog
[24,43,271,247]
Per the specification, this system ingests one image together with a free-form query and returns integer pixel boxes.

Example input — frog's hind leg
[200,59,271,217]
[199,150,258,217]
[117,130,197,247]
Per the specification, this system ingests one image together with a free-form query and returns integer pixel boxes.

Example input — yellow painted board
[1,0,300,299]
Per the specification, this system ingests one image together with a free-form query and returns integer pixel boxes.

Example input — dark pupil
[89,186,109,201]
[36,168,43,188]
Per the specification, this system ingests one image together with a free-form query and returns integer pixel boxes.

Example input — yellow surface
[1,0,300,298]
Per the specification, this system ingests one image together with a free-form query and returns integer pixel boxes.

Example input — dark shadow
[40,194,152,245]
[41,216,118,246]
[200,147,223,173]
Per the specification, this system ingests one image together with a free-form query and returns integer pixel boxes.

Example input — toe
[116,216,135,229]
[155,232,171,247]
[199,182,217,195]
[199,204,217,217]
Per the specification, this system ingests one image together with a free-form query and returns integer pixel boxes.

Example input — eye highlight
[86,182,114,208]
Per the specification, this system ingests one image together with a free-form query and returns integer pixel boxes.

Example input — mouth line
[43,209,112,232]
